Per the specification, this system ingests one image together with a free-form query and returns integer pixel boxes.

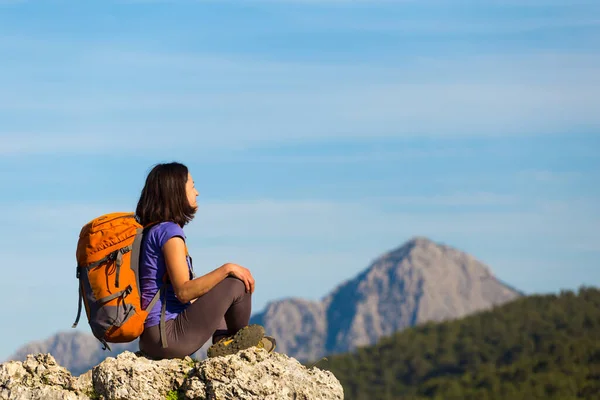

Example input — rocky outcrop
[0,353,89,400]
[0,350,343,400]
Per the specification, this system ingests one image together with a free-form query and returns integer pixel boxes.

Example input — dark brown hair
[136,162,196,227]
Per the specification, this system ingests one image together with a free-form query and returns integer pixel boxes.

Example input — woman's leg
[212,318,229,344]
[140,276,252,359]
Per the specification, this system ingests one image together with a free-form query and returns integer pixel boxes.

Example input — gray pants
[139,276,252,359]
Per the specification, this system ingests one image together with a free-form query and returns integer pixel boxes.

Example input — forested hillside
[325,287,600,400]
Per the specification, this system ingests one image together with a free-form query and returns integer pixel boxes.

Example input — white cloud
[189,201,528,239]
[1,45,599,156]
[485,255,599,295]
[294,14,600,35]
[0,132,180,156]
[113,0,599,5]
[1,77,598,155]
[516,170,583,183]
[570,242,600,253]
[374,193,520,207]
[218,147,472,164]
[5,195,592,251]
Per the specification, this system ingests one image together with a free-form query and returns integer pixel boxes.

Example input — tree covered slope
[325,287,600,400]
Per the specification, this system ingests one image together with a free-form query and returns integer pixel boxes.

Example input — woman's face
[186,172,199,209]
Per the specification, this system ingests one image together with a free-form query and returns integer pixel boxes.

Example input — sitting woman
[136,161,275,359]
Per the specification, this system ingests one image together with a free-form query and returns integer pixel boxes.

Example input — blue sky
[0,0,599,361]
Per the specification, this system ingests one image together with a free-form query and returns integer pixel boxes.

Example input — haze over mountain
[8,237,521,373]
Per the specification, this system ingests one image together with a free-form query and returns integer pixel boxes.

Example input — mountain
[8,331,138,377]
[250,298,327,361]
[8,236,521,372]
[324,286,600,400]
[7,332,212,377]
[252,236,521,360]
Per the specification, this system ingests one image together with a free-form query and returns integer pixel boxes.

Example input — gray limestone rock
[92,352,194,399]
[0,353,89,400]
[184,347,343,400]
[0,350,344,400]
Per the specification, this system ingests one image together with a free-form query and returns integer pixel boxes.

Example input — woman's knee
[222,276,247,295]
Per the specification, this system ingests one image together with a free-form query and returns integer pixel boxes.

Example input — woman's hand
[224,263,255,294]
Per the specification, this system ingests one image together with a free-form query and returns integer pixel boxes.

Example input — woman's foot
[207,324,265,358]
[257,336,276,353]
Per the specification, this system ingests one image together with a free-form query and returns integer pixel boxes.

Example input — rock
[0,353,88,400]
[184,348,343,400]
[92,352,194,399]
[0,350,344,400]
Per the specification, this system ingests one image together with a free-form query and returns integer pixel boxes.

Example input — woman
[136,162,275,359]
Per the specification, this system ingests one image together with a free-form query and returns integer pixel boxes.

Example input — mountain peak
[379,236,485,271]
[321,236,521,354]
[389,236,446,255]
[406,236,436,246]
[378,236,452,267]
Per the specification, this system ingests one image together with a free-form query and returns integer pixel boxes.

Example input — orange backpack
[72,212,165,350]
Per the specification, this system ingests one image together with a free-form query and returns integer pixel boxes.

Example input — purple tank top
[139,222,194,328]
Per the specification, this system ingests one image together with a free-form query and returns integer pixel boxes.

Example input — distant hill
[7,332,212,377]
[7,331,138,376]
[251,236,521,360]
[324,287,600,400]
[9,237,521,373]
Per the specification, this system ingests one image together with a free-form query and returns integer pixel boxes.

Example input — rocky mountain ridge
[251,236,521,359]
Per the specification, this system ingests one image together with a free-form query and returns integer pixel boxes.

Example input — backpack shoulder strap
[143,284,168,348]
[72,280,83,328]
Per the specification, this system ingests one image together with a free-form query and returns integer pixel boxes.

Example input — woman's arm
[162,236,255,304]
